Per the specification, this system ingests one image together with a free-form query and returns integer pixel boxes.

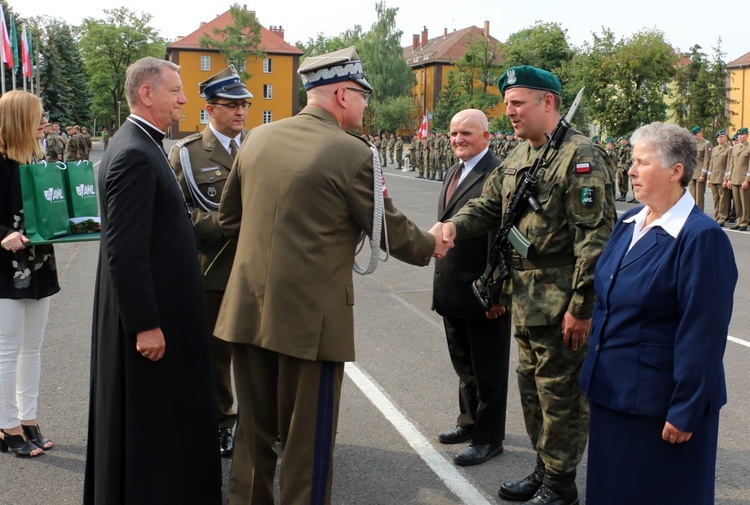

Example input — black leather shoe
[218,427,234,457]
[523,472,578,505]
[22,424,53,450]
[731,225,741,230]
[453,442,503,466]
[499,459,545,501]
[438,426,473,444]
[627,198,639,203]
[0,430,44,458]
[739,226,748,231]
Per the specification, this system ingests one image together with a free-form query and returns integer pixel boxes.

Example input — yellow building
[403,22,505,131]
[165,7,303,139]
[728,51,750,132]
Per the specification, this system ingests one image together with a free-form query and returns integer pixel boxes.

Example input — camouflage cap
[298,46,373,92]
[199,65,253,101]
[690,126,702,134]
[498,65,561,97]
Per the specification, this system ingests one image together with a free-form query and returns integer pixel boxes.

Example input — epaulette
[173,131,202,150]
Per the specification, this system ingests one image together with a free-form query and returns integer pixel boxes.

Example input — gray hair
[630,122,696,187]
[125,57,180,108]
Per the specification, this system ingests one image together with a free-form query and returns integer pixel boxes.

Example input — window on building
[263,84,273,99]
[200,56,211,71]
[263,58,273,73]
[262,111,272,123]
[421,93,424,107]
[200,110,209,124]
[421,71,425,85]
[229,58,247,72]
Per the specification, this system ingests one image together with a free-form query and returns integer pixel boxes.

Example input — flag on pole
[418,115,429,139]
[0,4,13,68]
[21,24,30,78]
[9,11,18,75]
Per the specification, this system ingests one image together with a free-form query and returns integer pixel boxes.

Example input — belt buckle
[510,256,523,270]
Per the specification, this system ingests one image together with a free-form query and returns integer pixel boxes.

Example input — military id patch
[581,186,594,208]
[575,162,591,174]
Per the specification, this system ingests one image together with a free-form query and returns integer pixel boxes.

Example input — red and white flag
[418,115,429,139]
[21,23,30,78]
[0,5,13,68]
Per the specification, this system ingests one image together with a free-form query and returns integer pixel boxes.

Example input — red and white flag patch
[576,162,591,174]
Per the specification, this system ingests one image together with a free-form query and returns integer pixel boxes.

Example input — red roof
[403,25,502,66]
[728,50,750,69]
[168,9,303,56]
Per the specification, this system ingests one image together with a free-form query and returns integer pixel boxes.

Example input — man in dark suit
[434,109,512,466]
[84,57,222,505]
[216,46,450,505]
[169,65,252,457]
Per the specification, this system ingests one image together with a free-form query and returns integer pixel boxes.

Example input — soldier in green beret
[438,65,616,505]
[690,126,711,211]
[616,136,633,202]
[710,130,732,225]
[727,127,750,230]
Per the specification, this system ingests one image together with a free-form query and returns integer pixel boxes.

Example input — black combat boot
[498,457,545,501]
[523,471,578,505]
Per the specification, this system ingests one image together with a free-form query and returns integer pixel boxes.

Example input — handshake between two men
[428,221,457,260]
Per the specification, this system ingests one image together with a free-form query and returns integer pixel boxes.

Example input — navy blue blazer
[580,204,737,432]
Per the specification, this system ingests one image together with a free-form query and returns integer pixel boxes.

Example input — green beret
[738,127,749,135]
[497,65,561,97]
[618,135,628,140]
[732,134,738,140]
[690,126,702,134]
[592,135,600,142]
[716,130,727,138]
[605,136,614,143]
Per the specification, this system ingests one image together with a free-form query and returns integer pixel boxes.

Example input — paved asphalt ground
[1,141,748,504]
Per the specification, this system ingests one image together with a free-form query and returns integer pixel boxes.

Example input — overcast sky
[15,0,747,63]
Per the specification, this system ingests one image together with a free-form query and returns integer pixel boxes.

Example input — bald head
[450,109,490,161]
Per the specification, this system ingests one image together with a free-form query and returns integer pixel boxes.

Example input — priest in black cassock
[83,57,222,505]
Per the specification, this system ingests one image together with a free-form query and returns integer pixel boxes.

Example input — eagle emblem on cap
[507,69,517,85]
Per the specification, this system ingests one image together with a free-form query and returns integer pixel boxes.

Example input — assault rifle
[472,87,585,311]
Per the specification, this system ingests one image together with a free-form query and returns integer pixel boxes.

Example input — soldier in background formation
[102,128,110,151]
[387,133,395,165]
[80,127,93,161]
[709,130,732,226]
[43,123,62,162]
[64,125,85,161]
[616,136,634,202]
[394,134,404,170]
[726,127,750,231]
[690,126,712,211]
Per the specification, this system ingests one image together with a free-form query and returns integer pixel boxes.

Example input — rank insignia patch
[581,186,594,208]
[576,162,591,174]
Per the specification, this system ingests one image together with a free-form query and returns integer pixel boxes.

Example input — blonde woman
[0,90,59,458]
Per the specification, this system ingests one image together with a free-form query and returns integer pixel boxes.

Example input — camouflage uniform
[429,135,442,180]
[102,130,110,151]
[615,141,632,201]
[394,137,404,169]
[448,130,616,477]
[65,132,83,161]
[45,131,62,162]
[81,131,93,160]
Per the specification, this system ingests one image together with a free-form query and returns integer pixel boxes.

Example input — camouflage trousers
[514,324,589,476]
[617,169,629,198]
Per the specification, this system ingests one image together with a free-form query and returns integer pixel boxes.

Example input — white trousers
[0,297,50,428]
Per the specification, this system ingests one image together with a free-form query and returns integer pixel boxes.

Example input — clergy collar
[128,114,166,141]
[624,189,694,239]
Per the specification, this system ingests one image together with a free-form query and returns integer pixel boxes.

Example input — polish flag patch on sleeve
[576,162,591,174]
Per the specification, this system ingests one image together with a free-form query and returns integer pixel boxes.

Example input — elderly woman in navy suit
[579,122,737,505]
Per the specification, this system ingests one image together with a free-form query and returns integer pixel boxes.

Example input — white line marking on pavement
[388,293,443,330]
[345,362,493,505]
[728,336,750,348]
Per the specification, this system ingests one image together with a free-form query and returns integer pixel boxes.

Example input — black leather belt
[510,254,576,270]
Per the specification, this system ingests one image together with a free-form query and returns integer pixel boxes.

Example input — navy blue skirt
[586,401,720,505]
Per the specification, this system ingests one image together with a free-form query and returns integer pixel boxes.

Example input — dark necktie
[229,139,239,159]
[445,162,464,205]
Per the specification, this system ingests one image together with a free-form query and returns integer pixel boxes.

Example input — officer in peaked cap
[168,65,252,458]
[214,45,440,504]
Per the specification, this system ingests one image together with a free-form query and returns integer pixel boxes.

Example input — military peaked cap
[199,65,253,101]
[691,126,702,134]
[298,46,373,92]
[498,65,562,97]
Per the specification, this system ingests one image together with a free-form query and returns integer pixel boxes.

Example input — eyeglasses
[336,87,371,104]
[211,101,251,111]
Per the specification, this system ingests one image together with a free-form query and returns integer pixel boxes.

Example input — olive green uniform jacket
[216,106,435,362]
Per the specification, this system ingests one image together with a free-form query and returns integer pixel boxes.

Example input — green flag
[9,12,17,75]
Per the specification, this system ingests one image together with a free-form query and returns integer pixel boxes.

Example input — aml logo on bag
[76,184,96,197]
[43,187,65,202]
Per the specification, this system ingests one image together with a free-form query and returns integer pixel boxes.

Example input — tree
[79,8,165,131]
[371,95,415,133]
[37,17,93,127]
[502,22,574,75]
[452,33,502,113]
[198,3,264,81]
[433,71,463,131]
[568,28,676,137]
